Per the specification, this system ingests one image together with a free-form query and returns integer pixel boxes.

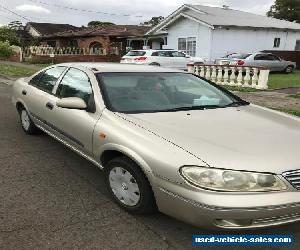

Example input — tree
[8,21,24,30]
[0,26,20,46]
[87,21,115,27]
[0,41,14,58]
[140,16,164,27]
[267,0,300,23]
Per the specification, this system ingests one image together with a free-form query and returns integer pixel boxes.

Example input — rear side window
[56,68,92,104]
[30,66,67,93]
[226,53,251,59]
[158,51,173,57]
[126,51,146,56]
[254,54,269,60]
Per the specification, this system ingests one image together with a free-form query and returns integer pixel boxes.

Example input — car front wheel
[19,108,40,134]
[104,156,156,214]
[285,66,294,74]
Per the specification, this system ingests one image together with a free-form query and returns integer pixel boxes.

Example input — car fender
[97,143,154,175]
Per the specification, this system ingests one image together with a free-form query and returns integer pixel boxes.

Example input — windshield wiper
[222,100,250,107]
[160,105,223,112]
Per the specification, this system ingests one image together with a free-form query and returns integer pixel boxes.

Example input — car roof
[130,49,176,52]
[55,62,185,73]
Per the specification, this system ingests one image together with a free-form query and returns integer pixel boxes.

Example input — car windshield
[97,73,247,113]
[226,53,251,59]
[126,51,146,56]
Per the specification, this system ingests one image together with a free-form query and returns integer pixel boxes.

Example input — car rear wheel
[104,156,156,214]
[19,108,40,134]
[285,66,294,74]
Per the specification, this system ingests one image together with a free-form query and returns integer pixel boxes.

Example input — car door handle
[22,90,27,95]
[46,102,54,110]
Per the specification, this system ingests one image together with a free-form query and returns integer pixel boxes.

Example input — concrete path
[236,89,300,110]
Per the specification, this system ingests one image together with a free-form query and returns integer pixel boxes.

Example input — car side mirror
[56,97,87,110]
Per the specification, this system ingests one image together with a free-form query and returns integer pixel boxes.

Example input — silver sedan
[12,63,300,229]
[215,52,297,73]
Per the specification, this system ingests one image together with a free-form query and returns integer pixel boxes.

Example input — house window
[295,40,300,51]
[47,40,57,47]
[89,41,103,55]
[178,37,196,56]
[68,39,78,48]
[273,38,281,48]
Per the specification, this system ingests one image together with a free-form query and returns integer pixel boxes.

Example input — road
[0,82,299,250]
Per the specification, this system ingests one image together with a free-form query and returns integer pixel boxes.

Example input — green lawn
[268,71,300,89]
[0,64,40,77]
[272,108,300,117]
[288,92,300,99]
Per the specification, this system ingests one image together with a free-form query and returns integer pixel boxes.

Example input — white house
[136,4,300,61]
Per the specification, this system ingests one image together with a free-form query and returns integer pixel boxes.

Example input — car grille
[282,169,300,190]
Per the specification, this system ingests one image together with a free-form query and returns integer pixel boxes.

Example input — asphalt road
[1,82,300,250]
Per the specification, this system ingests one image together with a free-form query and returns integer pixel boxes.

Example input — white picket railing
[23,46,121,57]
[187,64,270,89]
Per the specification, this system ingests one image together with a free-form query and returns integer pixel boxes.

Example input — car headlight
[180,166,287,192]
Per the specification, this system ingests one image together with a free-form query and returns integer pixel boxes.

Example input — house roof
[26,22,80,36]
[42,25,150,39]
[147,4,300,34]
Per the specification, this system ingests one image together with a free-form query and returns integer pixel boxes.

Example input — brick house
[25,22,80,38]
[39,25,150,56]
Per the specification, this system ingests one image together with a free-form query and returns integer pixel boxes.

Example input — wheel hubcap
[109,167,140,206]
[21,110,30,130]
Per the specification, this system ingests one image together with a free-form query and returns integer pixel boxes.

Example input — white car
[120,50,204,70]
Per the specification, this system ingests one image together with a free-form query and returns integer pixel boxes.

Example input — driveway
[1,82,300,250]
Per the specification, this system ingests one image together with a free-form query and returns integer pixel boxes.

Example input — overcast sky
[0,0,274,27]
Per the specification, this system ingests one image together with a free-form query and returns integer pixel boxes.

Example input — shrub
[0,41,14,59]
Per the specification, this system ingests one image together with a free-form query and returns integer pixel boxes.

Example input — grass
[272,108,300,117]
[223,86,258,92]
[288,92,300,99]
[268,71,300,89]
[0,64,40,77]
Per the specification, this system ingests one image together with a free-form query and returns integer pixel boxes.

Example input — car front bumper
[153,178,300,229]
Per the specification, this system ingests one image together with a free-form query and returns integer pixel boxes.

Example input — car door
[266,54,284,71]
[48,67,99,156]
[24,66,68,128]
[250,54,272,70]
[157,51,173,67]
[171,51,190,69]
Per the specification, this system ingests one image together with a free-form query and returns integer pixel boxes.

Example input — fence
[23,46,120,57]
[262,50,300,70]
[22,46,121,64]
[187,64,270,89]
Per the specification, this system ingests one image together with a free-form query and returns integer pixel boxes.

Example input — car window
[226,53,251,59]
[30,66,67,93]
[126,51,146,56]
[254,54,269,60]
[98,73,240,113]
[158,51,173,57]
[151,52,159,56]
[171,51,186,57]
[56,68,92,104]
[266,54,280,61]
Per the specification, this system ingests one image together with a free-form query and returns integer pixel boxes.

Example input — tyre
[19,108,40,135]
[285,66,294,74]
[104,156,156,214]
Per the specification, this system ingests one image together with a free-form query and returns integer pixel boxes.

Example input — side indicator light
[99,133,106,139]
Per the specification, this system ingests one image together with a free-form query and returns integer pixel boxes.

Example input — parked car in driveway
[120,49,204,70]
[215,52,296,73]
[12,63,300,229]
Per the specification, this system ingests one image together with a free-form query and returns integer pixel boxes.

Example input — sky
[0,0,275,27]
